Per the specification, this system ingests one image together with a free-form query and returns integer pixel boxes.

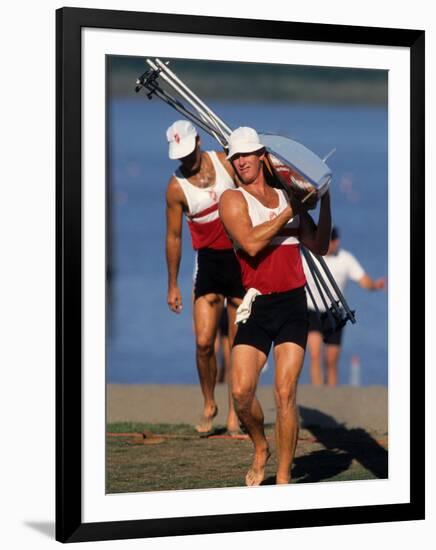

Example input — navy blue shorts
[218,307,229,336]
[194,248,245,300]
[233,286,308,356]
[308,310,344,346]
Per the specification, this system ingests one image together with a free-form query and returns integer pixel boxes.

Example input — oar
[145,59,227,146]
[147,59,229,144]
[154,58,232,139]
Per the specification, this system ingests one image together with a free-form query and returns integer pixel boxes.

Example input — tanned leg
[325,344,341,387]
[224,298,242,434]
[214,329,225,383]
[273,342,305,484]
[221,334,231,382]
[193,293,224,433]
[307,330,324,386]
[232,344,271,486]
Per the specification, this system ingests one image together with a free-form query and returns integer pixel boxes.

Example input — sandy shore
[107,384,388,433]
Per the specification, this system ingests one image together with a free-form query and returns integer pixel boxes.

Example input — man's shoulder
[167,170,180,189]
[167,173,180,191]
[336,249,362,271]
[338,249,356,262]
[221,187,242,199]
[166,174,185,203]
[219,188,244,208]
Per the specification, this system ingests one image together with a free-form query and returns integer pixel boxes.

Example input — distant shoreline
[108,57,388,105]
[110,69,388,104]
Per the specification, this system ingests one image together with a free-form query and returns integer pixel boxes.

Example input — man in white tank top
[219,127,332,486]
[165,120,244,436]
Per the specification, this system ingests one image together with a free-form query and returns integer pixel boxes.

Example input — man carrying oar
[165,120,244,436]
[219,127,332,485]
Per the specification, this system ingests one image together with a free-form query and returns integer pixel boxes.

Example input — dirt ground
[106,384,388,493]
[107,384,388,432]
[106,422,388,493]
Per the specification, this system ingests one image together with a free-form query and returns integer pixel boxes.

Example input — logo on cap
[174,133,180,144]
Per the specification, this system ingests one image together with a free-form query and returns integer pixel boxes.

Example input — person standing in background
[304,226,385,387]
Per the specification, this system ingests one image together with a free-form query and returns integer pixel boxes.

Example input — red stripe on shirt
[189,202,219,220]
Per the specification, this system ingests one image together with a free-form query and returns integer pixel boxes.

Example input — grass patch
[108,422,197,435]
[106,425,388,493]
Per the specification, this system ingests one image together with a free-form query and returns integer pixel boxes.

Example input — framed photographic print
[56,7,425,543]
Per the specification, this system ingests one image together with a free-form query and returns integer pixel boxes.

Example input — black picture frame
[56,6,425,543]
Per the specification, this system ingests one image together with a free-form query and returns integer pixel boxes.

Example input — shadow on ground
[289,406,388,483]
[106,407,388,492]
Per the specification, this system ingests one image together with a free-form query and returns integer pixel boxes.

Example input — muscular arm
[359,274,385,290]
[219,189,294,257]
[298,191,332,255]
[165,177,186,313]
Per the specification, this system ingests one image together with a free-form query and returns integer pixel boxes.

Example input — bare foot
[245,447,271,486]
[195,404,218,434]
[276,475,290,485]
[226,419,242,436]
[227,428,243,437]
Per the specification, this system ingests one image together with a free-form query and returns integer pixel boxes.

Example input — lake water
[107,98,388,386]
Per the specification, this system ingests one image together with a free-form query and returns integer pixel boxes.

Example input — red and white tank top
[235,187,306,294]
[175,151,235,250]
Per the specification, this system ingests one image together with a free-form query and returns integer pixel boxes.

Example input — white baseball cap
[226,127,264,159]
[166,120,198,160]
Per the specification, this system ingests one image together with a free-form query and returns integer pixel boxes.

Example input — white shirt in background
[303,249,365,312]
